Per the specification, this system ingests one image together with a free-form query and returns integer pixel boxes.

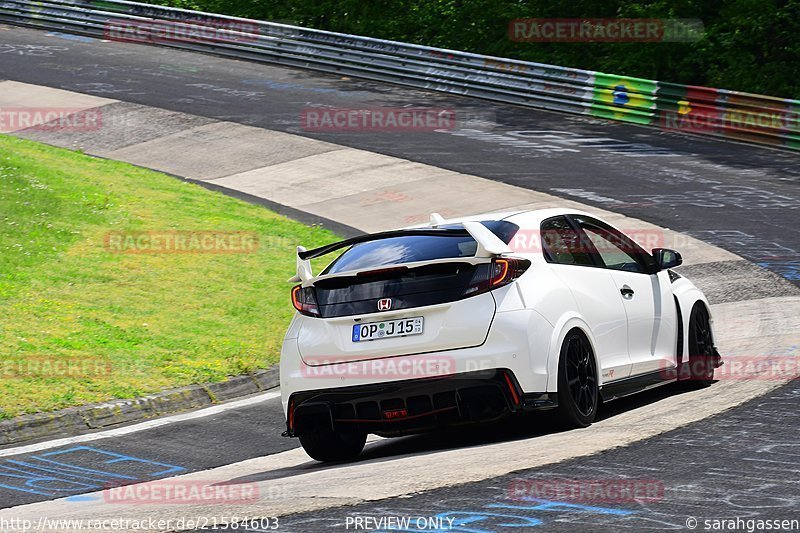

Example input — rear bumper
[280,308,556,420]
[283,369,556,438]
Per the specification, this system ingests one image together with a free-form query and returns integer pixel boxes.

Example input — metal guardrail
[1,0,798,150]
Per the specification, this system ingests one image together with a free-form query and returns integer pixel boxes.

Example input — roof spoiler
[288,214,510,282]
[462,221,511,257]
[287,246,312,283]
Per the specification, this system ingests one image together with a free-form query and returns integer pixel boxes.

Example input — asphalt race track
[0,393,290,508]
[277,379,800,532]
[1,25,799,285]
[1,23,799,533]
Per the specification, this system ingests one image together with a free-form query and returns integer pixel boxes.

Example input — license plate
[352,317,424,342]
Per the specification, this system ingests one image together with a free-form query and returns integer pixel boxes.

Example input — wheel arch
[546,314,601,393]
[672,281,713,363]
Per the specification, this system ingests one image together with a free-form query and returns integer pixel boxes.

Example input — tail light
[491,259,510,286]
[291,285,320,317]
[462,258,530,297]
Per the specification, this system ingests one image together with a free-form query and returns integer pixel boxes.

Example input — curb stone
[0,366,279,447]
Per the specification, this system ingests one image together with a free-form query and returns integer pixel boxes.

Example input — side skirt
[600,369,676,403]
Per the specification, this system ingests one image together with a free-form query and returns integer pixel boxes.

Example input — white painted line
[0,390,282,458]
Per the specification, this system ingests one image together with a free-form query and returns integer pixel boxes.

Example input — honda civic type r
[280,208,722,462]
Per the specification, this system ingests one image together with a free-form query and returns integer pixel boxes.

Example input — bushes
[152,0,800,98]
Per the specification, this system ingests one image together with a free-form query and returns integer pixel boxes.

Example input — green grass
[0,135,338,419]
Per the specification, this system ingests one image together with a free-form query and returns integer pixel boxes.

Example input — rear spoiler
[288,214,510,283]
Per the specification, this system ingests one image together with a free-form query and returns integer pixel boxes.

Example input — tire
[299,428,367,462]
[685,303,716,387]
[556,329,599,428]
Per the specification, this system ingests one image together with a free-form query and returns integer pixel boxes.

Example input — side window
[572,216,653,273]
[540,216,594,266]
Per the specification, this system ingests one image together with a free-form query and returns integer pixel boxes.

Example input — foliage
[152,0,799,98]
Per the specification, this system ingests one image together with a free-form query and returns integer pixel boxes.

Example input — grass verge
[0,135,337,419]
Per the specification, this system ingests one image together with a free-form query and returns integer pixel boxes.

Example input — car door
[570,215,677,376]
[540,216,631,382]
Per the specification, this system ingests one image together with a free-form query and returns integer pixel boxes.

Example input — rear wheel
[556,329,599,428]
[686,303,715,387]
[299,428,366,462]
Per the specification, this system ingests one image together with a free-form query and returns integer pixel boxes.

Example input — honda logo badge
[377,298,392,311]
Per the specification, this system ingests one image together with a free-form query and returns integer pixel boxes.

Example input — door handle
[620,285,634,299]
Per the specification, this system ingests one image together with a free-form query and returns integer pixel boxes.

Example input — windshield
[322,220,519,275]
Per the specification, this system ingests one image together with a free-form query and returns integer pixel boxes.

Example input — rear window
[323,221,519,275]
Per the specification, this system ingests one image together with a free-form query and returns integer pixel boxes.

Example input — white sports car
[280,208,722,462]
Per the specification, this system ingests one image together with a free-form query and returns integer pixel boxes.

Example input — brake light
[357,266,408,278]
[491,259,510,285]
[291,285,321,317]
[495,258,529,286]
[462,258,530,297]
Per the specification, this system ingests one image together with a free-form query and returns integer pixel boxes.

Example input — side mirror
[652,248,682,270]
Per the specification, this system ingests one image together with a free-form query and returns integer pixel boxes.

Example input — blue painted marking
[0,464,100,494]
[20,457,136,480]
[613,85,630,106]
[757,261,800,281]
[446,511,542,529]
[5,459,127,482]
[488,498,635,516]
[372,497,636,532]
[375,511,541,532]
[0,482,53,496]
[0,446,185,497]
[41,446,185,477]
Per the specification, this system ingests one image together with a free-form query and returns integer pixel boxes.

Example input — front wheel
[685,303,716,387]
[556,329,599,428]
[299,428,366,462]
